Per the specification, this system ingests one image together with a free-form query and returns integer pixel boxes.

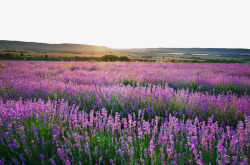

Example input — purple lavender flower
[49,158,56,165]
[40,154,45,160]
[57,148,63,159]
[99,156,103,163]
[94,146,98,154]
[18,153,24,161]
[232,156,237,165]
[12,139,20,149]
[11,158,19,165]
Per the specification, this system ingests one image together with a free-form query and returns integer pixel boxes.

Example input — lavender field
[0,61,249,165]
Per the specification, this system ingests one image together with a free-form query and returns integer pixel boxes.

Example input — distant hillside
[0,40,110,52]
[121,48,250,56]
[1,40,250,56]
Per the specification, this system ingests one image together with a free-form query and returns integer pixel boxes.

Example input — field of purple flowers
[0,61,249,164]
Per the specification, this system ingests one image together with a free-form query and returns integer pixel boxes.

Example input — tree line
[0,53,130,62]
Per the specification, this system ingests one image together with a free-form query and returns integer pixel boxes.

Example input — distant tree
[101,55,119,61]
[119,56,130,61]
[5,53,11,58]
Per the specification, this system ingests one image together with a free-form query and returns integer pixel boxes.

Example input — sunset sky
[0,0,249,49]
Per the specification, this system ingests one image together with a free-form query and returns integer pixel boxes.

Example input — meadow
[0,61,249,164]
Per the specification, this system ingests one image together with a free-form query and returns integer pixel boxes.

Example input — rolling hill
[1,40,250,56]
[0,40,110,52]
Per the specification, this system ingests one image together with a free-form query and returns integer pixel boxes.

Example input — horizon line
[1,39,250,50]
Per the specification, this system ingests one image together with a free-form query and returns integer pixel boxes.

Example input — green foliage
[119,56,130,61]
[101,55,120,61]
[122,78,138,87]
[0,53,131,62]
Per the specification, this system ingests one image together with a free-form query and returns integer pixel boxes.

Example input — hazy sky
[0,0,249,49]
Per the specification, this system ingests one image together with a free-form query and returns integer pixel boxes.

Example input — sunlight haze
[0,0,249,49]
